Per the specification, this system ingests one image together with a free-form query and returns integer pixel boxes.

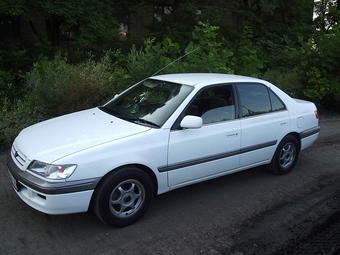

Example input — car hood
[14,108,150,163]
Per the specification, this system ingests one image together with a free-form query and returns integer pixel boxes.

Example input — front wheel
[93,167,154,227]
[270,135,299,175]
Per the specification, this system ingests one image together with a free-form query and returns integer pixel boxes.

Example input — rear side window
[237,83,271,117]
[269,89,286,111]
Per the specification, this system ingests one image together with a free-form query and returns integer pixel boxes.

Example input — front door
[167,84,241,187]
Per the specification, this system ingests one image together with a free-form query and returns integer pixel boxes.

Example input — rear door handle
[227,133,238,137]
[280,122,287,125]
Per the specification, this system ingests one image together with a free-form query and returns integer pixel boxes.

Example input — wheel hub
[109,179,145,218]
[279,142,296,169]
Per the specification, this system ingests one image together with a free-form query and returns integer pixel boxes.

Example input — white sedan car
[7,73,320,226]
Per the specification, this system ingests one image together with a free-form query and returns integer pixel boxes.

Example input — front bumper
[7,154,100,214]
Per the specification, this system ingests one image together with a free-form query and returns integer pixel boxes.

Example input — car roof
[150,73,267,87]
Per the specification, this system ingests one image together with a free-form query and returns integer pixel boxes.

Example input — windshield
[99,79,194,127]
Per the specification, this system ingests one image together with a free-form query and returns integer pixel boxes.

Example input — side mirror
[180,115,203,129]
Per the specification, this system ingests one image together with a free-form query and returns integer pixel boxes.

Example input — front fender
[54,129,170,194]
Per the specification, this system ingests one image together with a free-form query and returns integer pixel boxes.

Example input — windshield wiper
[128,118,160,128]
[99,107,160,128]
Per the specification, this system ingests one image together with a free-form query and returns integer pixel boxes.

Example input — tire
[270,135,300,175]
[93,166,154,227]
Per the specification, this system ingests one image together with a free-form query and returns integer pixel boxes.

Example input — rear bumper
[300,126,320,139]
[7,154,99,214]
[300,126,320,151]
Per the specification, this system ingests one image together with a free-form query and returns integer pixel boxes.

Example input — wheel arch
[269,131,301,174]
[271,132,301,163]
[89,164,159,210]
[126,164,159,195]
[285,132,301,151]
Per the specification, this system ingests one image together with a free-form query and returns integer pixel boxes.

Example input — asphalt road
[1,118,340,255]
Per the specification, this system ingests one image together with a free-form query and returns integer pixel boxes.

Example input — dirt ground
[1,117,340,255]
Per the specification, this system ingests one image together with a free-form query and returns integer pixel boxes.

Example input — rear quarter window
[269,89,286,111]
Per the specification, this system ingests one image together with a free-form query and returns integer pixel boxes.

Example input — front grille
[11,145,27,167]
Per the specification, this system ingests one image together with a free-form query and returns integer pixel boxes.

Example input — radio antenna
[151,47,200,77]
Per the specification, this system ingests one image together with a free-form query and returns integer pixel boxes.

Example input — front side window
[100,79,193,127]
[237,83,271,117]
[184,85,236,125]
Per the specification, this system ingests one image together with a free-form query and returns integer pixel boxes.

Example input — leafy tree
[234,25,263,76]
[0,0,119,54]
[179,23,234,73]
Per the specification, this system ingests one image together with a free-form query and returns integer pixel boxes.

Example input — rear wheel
[93,167,154,227]
[270,135,299,175]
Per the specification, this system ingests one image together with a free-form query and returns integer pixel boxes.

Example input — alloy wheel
[109,179,145,218]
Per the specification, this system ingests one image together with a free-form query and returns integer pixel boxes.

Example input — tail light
[315,110,320,119]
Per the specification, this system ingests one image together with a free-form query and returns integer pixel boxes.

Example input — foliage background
[0,0,339,148]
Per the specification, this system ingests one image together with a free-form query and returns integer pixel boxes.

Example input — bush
[125,37,182,82]
[0,98,44,148]
[1,54,125,148]
[262,69,304,97]
[25,55,118,117]
[0,70,17,100]
[123,23,234,81]
[2,21,339,150]
[304,67,331,102]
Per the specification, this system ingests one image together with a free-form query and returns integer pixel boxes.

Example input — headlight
[28,160,77,180]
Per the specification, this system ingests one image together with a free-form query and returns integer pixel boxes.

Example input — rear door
[236,83,289,167]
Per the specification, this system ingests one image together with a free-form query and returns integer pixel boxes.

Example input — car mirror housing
[180,115,203,129]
